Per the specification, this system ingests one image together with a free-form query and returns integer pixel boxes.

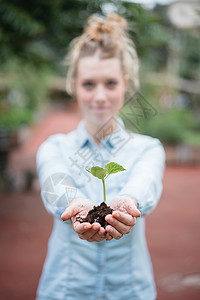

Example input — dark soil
[76,202,113,228]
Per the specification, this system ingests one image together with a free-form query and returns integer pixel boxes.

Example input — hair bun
[85,14,127,41]
[107,13,127,30]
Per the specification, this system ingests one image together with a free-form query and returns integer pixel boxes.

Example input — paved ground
[0,165,200,300]
[146,165,200,300]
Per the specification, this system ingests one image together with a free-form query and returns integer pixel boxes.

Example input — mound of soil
[76,202,113,228]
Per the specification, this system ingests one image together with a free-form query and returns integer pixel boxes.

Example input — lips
[91,106,109,112]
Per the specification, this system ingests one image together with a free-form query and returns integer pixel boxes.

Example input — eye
[82,81,94,90]
[107,80,118,89]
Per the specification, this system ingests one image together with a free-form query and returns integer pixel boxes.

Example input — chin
[91,115,112,126]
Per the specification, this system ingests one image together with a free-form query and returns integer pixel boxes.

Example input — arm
[105,138,165,240]
[37,135,107,241]
[119,138,165,217]
[36,135,87,219]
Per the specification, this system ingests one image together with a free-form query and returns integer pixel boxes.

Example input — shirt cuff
[41,185,86,219]
[120,177,163,217]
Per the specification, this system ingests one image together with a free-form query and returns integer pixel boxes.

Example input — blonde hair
[65,14,139,99]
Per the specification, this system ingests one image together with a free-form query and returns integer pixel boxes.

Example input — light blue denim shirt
[36,118,165,300]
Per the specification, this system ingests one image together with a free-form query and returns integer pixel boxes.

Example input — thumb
[134,208,141,218]
[127,205,141,218]
[61,205,80,221]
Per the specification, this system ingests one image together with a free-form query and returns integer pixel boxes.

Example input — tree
[0,0,170,68]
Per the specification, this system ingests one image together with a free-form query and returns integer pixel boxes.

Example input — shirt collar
[75,117,126,149]
[75,120,92,149]
[103,117,126,149]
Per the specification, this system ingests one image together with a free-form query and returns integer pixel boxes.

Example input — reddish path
[146,166,200,300]
[0,166,200,300]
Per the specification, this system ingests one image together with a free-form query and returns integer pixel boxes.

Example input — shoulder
[37,130,77,155]
[123,131,165,158]
[128,131,163,147]
[119,131,165,171]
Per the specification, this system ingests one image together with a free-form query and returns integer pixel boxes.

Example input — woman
[36,14,165,300]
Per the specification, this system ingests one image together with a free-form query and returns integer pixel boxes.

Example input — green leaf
[86,168,91,174]
[104,162,126,176]
[86,166,107,180]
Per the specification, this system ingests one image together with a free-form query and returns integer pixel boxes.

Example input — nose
[93,85,107,104]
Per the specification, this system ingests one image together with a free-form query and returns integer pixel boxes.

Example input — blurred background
[0,0,200,299]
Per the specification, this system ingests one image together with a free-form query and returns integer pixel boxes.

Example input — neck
[84,118,117,146]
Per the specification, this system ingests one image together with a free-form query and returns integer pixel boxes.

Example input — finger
[105,225,124,240]
[61,206,82,221]
[82,225,106,242]
[106,232,113,241]
[98,226,106,237]
[105,215,132,235]
[78,222,101,239]
[73,222,92,234]
[126,206,141,218]
[112,211,136,226]
[86,227,106,242]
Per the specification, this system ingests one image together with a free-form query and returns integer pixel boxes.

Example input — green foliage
[178,32,200,81]
[104,162,126,176]
[87,162,126,180]
[139,108,200,146]
[0,59,52,130]
[0,0,171,68]
[119,2,171,60]
[86,162,126,202]
[0,0,111,66]
[0,0,199,147]
[87,166,107,180]
[0,109,32,131]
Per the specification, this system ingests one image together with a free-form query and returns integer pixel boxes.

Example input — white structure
[167,1,200,29]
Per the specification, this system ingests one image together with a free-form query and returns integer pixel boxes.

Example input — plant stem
[102,179,106,203]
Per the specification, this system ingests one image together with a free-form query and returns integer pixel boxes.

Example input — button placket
[95,241,106,299]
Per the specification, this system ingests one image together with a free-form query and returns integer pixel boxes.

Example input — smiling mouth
[92,107,109,112]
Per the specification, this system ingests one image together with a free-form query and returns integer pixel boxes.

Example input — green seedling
[86,162,126,203]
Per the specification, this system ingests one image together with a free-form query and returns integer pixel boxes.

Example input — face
[74,55,128,130]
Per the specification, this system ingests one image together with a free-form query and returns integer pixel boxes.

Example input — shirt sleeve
[120,138,165,217]
[36,135,87,219]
